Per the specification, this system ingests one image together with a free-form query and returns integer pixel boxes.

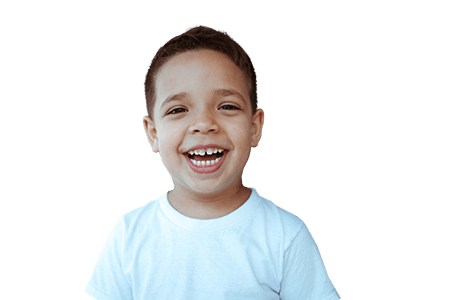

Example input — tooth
[189,151,194,155]
[200,161,205,166]
[215,157,220,163]
[206,161,210,166]
[196,161,201,166]
[198,149,205,156]
[218,149,223,153]
[210,159,215,165]
[191,159,196,164]
[206,148,213,155]
[213,149,218,154]
[194,150,200,155]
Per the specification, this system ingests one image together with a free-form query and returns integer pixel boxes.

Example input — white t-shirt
[85,189,340,300]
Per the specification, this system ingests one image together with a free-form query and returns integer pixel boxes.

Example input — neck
[168,183,251,219]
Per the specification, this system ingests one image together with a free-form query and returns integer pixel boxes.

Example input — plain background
[1,1,465,299]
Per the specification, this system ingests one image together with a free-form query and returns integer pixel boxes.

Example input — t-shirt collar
[159,188,261,232]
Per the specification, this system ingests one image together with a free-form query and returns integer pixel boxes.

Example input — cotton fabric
[85,189,340,300]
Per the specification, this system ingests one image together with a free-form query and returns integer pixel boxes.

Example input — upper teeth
[189,148,224,156]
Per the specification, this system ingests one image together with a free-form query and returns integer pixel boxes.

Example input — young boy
[86,26,340,300]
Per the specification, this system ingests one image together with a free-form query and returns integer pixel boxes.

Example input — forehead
[154,49,250,109]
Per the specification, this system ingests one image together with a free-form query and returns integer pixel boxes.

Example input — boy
[86,26,340,300]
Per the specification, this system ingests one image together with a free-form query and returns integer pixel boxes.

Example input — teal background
[0,0,466,299]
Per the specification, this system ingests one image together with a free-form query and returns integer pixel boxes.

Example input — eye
[167,107,187,115]
[219,104,240,111]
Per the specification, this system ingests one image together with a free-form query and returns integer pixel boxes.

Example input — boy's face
[143,49,264,196]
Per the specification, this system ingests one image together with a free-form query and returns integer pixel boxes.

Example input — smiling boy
[144,48,261,219]
[85,26,340,300]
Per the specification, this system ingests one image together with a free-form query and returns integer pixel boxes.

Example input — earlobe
[143,116,160,153]
[251,109,264,147]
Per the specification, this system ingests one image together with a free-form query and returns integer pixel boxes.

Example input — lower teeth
[191,157,221,166]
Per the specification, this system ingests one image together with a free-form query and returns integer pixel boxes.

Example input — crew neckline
[159,188,262,232]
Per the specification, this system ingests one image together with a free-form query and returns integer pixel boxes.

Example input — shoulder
[260,196,303,227]
[112,194,165,239]
[253,190,305,244]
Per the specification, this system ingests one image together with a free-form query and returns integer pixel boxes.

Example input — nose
[189,109,219,134]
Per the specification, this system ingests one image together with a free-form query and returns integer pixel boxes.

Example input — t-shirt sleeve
[279,223,340,300]
[85,218,133,300]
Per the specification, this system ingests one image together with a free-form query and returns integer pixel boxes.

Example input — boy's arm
[85,218,133,300]
[279,223,340,300]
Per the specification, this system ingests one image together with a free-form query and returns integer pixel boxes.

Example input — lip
[184,150,228,174]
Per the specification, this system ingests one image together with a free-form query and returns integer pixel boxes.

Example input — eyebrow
[160,92,188,108]
[214,88,246,104]
[160,89,246,108]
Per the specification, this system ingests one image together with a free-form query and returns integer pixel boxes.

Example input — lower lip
[185,151,227,173]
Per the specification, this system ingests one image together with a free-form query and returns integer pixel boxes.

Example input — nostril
[190,122,219,134]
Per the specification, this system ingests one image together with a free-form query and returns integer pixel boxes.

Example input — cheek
[157,138,170,161]
[157,125,181,157]
[229,129,253,152]
[158,142,171,156]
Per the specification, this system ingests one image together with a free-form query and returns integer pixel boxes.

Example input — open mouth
[185,148,225,167]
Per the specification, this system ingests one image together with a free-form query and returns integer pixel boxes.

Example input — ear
[143,116,160,153]
[250,109,264,147]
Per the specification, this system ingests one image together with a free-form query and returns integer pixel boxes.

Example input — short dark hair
[144,26,257,120]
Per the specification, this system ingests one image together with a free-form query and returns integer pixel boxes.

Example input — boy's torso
[99,189,303,299]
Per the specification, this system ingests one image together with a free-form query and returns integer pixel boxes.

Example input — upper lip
[184,144,227,153]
